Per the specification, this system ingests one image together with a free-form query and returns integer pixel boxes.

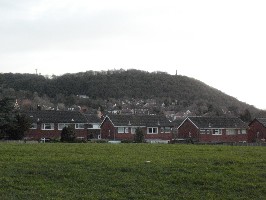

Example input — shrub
[121,139,134,143]
[61,126,75,142]
[134,127,145,143]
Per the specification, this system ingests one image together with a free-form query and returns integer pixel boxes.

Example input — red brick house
[177,117,248,143]
[24,110,88,140]
[100,114,174,142]
[248,118,266,143]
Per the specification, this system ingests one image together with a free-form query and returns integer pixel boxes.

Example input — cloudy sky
[1,0,266,109]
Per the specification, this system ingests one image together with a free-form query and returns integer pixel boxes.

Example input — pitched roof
[172,118,185,127]
[23,110,87,123]
[184,116,247,129]
[255,118,266,127]
[103,114,173,127]
[84,114,102,124]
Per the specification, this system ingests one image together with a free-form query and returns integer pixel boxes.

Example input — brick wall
[248,120,266,143]
[25,123,88,140]
[177,119,199,141]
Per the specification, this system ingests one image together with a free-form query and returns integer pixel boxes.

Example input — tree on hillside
[240,109,252,122]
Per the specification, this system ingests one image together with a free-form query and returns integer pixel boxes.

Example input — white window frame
[124,127,129,133]
[226,129,237,135]
[75,123,85,129]
[131,127,136,134]
[118,127,124,133]
[147,127,158,134]
[117,127,129,133]
[164,127,171,133]
[30,123,37,129]
[241,129,247,134]
[213,129,222,135]
[58,123,71,130]
[41,123,54,130]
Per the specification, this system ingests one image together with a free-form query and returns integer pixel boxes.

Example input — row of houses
[24,110,266,143]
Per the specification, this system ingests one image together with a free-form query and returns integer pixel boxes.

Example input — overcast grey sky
[1,0,266,109]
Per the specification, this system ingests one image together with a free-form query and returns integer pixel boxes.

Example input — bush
[74,137,87,143]
[61,126,75,142]
[134,127,145,143]
[89,139,108,143]
[121,139,134,143]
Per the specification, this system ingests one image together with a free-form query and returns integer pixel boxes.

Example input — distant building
[77,95,89,99]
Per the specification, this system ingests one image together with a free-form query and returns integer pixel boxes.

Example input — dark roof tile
[84,114,102,123]
[23,110,87,123]
[187,116,247,129]
[105,114,173,127]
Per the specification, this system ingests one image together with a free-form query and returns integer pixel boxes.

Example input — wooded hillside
[0,69,263,119]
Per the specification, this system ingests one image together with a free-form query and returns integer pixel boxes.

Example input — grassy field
[0,143,265,200]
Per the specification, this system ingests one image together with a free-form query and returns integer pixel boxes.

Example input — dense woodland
[0,69,265,121]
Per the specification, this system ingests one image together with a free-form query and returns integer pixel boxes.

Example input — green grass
[0,143,265,200]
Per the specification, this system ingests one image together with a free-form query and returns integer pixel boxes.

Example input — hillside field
[0,143,265,199]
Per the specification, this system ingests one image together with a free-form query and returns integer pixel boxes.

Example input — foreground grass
[0,143,265,200]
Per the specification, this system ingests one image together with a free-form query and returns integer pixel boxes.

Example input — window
[87,124,93,129]
[58,123,71,130]
[118,127,124,133]
[117,127,129,133]
[131,127,136,134]
[237,129,247,134]
[200,129,206,134]
[93,124,100,129]
[213,129,222,135]
[160,127,165,133]
[30,123,37,129]
[147,127,158,134]
[226,129,237,135]
[124,127,129,133]
[87,124,100,129]
[164,127,171,133]
[41,123,54,130]
[75,123,85,129]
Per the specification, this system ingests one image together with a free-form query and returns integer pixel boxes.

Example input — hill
[0,69,262,118]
